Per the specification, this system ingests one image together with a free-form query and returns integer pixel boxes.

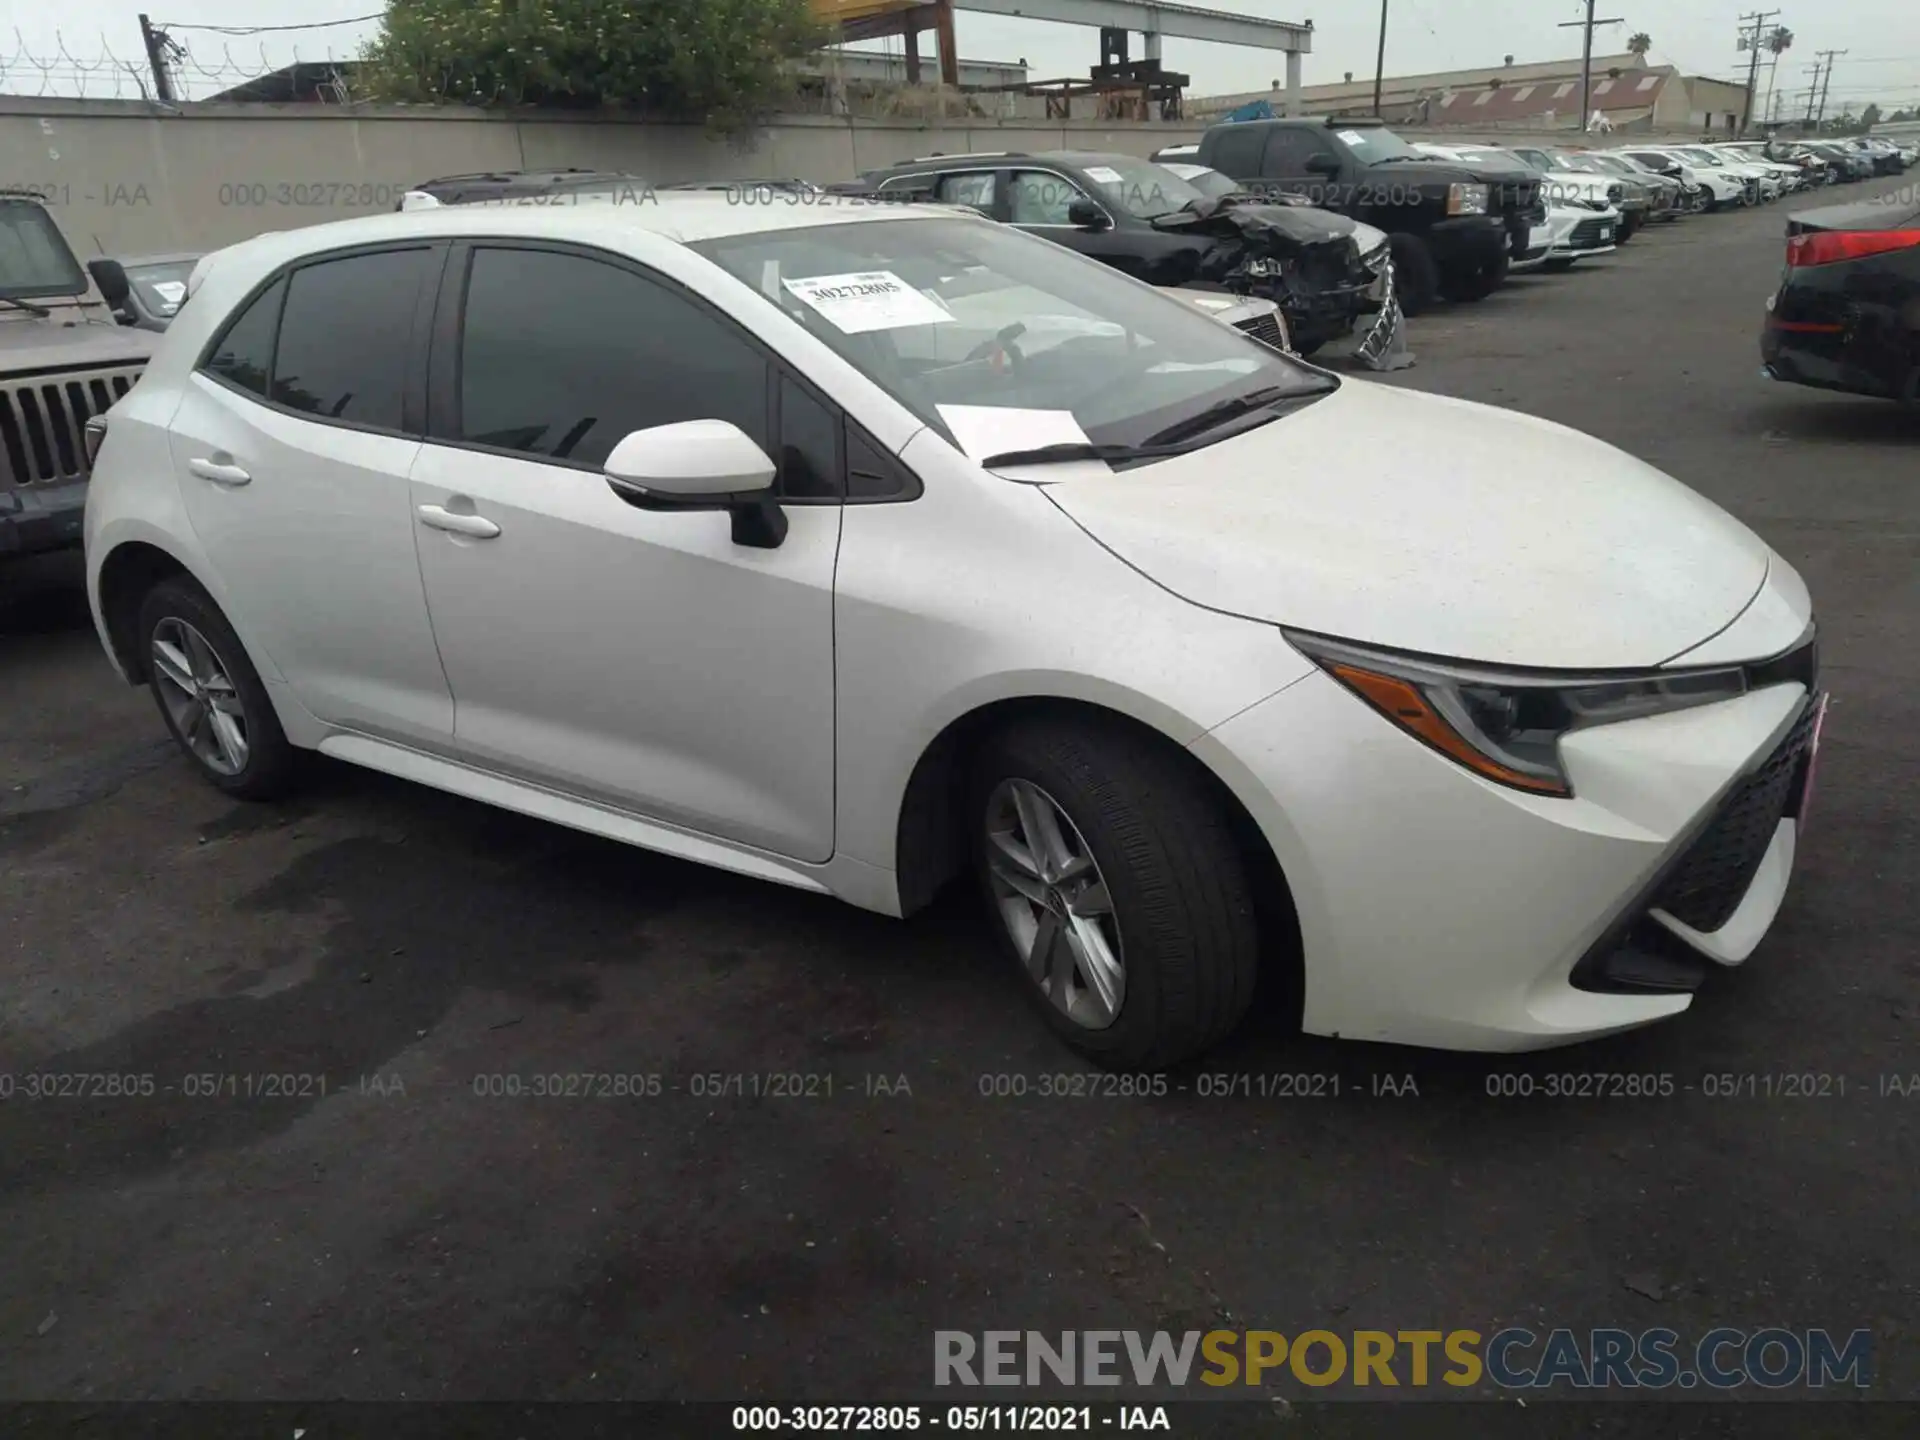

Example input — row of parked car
[4,119,1913,563]
[1,118,1892,1066]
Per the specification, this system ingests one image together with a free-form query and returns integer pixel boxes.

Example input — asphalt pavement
[1,177,1916,1429]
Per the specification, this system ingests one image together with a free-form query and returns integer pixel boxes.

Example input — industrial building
[1193,53,1757,134]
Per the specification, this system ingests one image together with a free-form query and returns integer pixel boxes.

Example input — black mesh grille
[1652,699,1822,934]
[1235,312,1287,351]
[1568,218,1613,248]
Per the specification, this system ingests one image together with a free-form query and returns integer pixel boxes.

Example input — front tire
[139,577,301,801]
[969,716,1260,1070]
[1444,251,1508,301]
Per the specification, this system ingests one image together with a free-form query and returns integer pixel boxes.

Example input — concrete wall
[0,98,1203,257]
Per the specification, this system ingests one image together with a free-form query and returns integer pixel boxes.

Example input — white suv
[85,199,1824,1066]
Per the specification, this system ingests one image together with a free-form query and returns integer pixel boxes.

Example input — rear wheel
[138,577,302,800]
[1387,232,1440,316]
[969,716,1260,1070]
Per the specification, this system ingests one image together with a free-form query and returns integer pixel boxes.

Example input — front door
[408,243,840,863]
[168,244,455,745]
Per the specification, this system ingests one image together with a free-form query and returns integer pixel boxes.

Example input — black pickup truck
[1194,117,1541,314]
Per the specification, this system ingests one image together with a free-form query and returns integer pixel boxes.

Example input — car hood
[0,311,158,369]
[1045,382,1771,669]
[1540,170,1618,200]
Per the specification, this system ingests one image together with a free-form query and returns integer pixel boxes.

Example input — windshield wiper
[1141,382,1330,447]
[978,441,1189,468]
[0,295,53,317]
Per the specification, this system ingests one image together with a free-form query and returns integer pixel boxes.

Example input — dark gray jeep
[2,190,157,560]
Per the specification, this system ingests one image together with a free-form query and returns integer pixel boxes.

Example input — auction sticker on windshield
[1338,131,1369,145]
[1082,166,1125,185]
[781,270,954,334]
[937,405,1091,463]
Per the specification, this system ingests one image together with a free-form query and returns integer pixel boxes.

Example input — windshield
[1551,152,1608,174]
[0,198,88,298]
[1585,154,1637,175]
[125,258,195,316]
[691,216,1330,465]
[1063,156,1207,220]
[1339,126,1422,164]
[1677,148,1724,166]
[1168,166,1242,201]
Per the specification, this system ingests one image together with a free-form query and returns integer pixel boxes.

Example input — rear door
[168,243,455,745]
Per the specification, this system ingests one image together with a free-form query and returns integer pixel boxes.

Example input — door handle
[188,457,251,486]
[417,504,501,539]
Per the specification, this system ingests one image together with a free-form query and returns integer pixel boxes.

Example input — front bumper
[0,478,88,557]
[1424,215,1510,274]
[1195,628,1819,1051]
[1551,210,1620,255]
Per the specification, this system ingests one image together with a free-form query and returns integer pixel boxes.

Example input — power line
[151,13,382,35]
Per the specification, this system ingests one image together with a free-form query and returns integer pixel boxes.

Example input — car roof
[117,252,202,266]
[1045,151,1145,167]
[198,194,963,273]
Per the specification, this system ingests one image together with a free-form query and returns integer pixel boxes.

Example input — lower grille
[1234,312,1287,351]
[2,366,144,486]
[1567,217,1612,248]
[1651,699,1822,934]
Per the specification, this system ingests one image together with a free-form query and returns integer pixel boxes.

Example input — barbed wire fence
[0,26,1015,119]
[0,25,383,102]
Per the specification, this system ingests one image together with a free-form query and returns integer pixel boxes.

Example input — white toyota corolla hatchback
[83,198,1825,1068]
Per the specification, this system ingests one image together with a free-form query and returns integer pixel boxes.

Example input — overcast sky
[8,0,1918,112]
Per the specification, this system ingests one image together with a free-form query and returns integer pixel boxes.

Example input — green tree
[1627,32,1652,57]
[1764,25,1793,57]
[1859,102,1882,130]
[357,0,826,132]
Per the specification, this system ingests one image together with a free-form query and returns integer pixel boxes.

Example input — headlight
[1285,632,1751,798]
[1446,183,1490,216]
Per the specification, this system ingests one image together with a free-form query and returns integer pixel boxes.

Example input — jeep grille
[1,364,145,486]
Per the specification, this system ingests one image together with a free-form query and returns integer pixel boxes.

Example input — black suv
[397,169,654,208]
[1195,117,1540,313]
[856,150,1383,355]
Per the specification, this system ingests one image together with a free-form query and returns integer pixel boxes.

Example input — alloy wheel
[983,778,1125,1030]
[151,616,250,776]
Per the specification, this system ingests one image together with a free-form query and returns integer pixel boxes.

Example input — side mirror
[1305,153,1342,176]
[1066,196,1109,229]
[603,419,786,549]
[88,258,131,310]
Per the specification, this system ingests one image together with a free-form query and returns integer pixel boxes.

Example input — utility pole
[1372,0,1388,116]
[1801,61,1823,127]
[136,13,175,103]
[1814,48,1844,126]
[1735,10,1780,138]
[1557,2,1625,133]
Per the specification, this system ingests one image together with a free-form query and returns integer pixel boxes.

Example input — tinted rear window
[203,278,285,398]
[1205,125,1270,178]
[271,249,429,431]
